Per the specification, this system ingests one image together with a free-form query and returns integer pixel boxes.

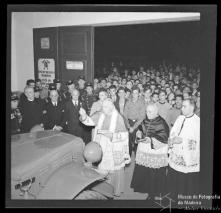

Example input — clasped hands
[136,130,151,144]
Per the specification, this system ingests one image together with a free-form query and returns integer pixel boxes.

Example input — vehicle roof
[11,130,84,181]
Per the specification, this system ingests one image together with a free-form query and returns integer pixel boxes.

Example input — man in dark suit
[43,88,66,131]
[19,86,44,133]
[63,88,87,142]
[19,79,36,106]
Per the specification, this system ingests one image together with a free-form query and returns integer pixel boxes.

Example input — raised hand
[79,107,86,116]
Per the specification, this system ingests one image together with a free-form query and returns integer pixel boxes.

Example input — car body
[11,130,113,199]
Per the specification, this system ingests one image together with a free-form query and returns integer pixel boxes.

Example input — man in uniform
[81,82,97,115]
[63,80,75,102]
[34,86,47,111]
[77,75,86,97]
[81,82,97,143]
[11,93,22,135]
[53,79,66,103]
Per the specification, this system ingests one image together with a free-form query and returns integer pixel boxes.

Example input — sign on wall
[66,61,84,70]
[41,37,50,49]
[38,58,55,84]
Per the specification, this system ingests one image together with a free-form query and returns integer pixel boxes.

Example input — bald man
[43,89,66,131]
[131,103,169,199]
[79,98,130,197]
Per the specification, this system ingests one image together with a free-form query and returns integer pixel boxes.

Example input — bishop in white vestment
[79,98,130,196]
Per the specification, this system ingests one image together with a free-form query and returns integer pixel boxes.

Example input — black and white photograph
[5,4,218,210]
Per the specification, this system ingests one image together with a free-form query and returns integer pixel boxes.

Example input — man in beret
[11,93,22,134]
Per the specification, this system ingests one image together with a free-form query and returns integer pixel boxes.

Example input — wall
[11,12,200,91]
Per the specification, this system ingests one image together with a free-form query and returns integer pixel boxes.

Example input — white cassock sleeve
[81,115,95,126]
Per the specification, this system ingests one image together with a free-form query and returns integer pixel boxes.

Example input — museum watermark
[154,193,220,211]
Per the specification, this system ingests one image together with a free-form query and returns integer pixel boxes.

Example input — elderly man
[167,98,200,207]
[43,89,66,131]
[19,79,36,106]
[79,98,130,197]
[19,86,45,133]
[63,88,87,140]
[130,103,169,199]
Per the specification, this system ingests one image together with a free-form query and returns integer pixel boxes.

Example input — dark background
[94,21,201,72]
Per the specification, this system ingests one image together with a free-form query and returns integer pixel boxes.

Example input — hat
[78,75,85,80]
[66,80,73,86]
[53,79,61,84]
[35,79,41,83]
[48,83,57,91]
[11,93,19,101]
[85,82,93,88]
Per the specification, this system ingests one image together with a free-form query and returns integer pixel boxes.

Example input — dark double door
[33,26,94,85]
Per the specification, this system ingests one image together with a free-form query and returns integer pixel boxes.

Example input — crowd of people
[11,60,200,204]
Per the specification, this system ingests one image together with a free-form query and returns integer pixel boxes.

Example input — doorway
[94,21,201,79]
